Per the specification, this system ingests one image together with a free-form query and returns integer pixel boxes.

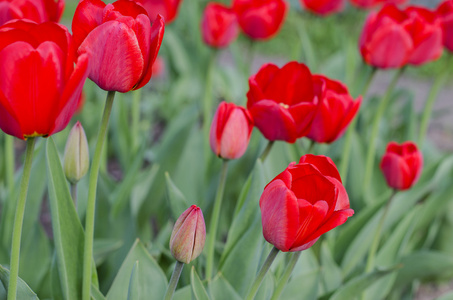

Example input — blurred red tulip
[210,101,253,160]
[201,2,239,48]
[300,0,345,16]
[72,0,165,93]
[232,0,288,40]
[0,20,89,140]
[307,75,361,144]
[260,154,353,252]
[350,0,408,9]
[437,0,453,51]
[0,0,64,26]
[136,0,182,24]
[380,141,423,190]
[246,62,319,143]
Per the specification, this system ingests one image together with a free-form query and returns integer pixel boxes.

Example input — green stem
[340,67,377,183]
[245,247,280,300]
[306,140,315,154]
[205,160,229,280]
[418,57,451,146]
[5,134,15,198]
[164,261,184,300]
[71,183,78,207]
[270,251,302,300]
[1,135,16,247]
[362,68,404,196]
[7,137,36,300]
[131,89,141,152]
[82,91,116,300]
[259,141,275,162]
[365,190,397,273]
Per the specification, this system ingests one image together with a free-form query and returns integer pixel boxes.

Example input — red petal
[380,152,412,190]
[72,0,106,51]
[299,154,342,182]
[291,173,336,207]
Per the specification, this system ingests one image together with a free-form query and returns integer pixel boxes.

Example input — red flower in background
[201,3,239,48]
[0,0,64,26]
[0,21,89,140]
[350,0,408,9]
[307,75,361,144]
[210,101,253,160]
[72,0,165,93]
[260,155,353,252]
[300,0,345,16]
[380,141,423,190]
[246,62,319,143]
[136,0,182,24]
[360,4,443,69]
[437,0,453,52]
[232,0,288,40]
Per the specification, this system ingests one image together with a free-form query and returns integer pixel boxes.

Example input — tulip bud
[209,102,254,160]
[380,141,423,190]
[170,205,206,264]
[201,3,239,48]
[64,122,90,184]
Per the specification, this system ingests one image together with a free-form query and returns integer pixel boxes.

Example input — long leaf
[0,265,38,299]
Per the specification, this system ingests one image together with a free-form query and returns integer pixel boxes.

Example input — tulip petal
[299,154,342,182]
[170,209,198,264]
[72,0,106,51]
[259,180,299,252]
[380,152,412,189]
[0,89,22,139]
[291,174,336,206]
[219,108,252,159]
[288,100,318,138]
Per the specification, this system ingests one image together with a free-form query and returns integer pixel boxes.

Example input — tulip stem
[205,159,229,280]
[131,89,141,153]
[259,141,275,162]
[7,137,36,300]
[71,183,78,207]
[245,246,280,300]
[164,261,184,300]
[82,91,116,300]
[362,68,404,197]
[1,135,16,247]
[340,66,377,183]
[365,190,397,273]
[270,251,302,300]
[307,140,315,154]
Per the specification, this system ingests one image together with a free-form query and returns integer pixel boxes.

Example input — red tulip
[0,20,89,140]
[380,141,423,190]
[307,75,361,144]
[260,154,353,252]
[135,0,182,24]
[300,0,345,16]
[437,0,453,52]
[72,0,165,93]
[201,3,239,48]
[405,6,443,65]
[232,0,288,40]
[350,0,408,10]
[246,62,320,143]
[0,0,64,26]
[359,4,413,69]
[209,101,254,160]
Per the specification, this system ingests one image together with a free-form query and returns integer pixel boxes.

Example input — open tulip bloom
[0,0,65,26]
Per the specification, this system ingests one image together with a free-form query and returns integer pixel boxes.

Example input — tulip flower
[350,0,408,9]
[246,62,320,143]
[170,205,206,264]
[380,141,423,190]
[437,0,453,52]
[307,75,362,144]
[0,20,89,140]
[232,0,288,40]
[72,0,165,93]
[201,3,239,48]
[300,0,345,16]
[64,122,90,184]
[209,102,253,160]
[0,0,64,26]
[136,0,182,24]
[260,154,354,252]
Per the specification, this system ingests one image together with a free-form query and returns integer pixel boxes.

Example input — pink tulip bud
[209,101,254,160]
[170,205,206,264]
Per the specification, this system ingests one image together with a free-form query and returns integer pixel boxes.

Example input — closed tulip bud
[380,141,423,190]
[209,102,254,160]
[170,205,206,264]
[64,122,90,184]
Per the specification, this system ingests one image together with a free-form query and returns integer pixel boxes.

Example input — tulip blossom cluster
[0,0,64,26]
[201,0,288,48]
[360,4,444,69]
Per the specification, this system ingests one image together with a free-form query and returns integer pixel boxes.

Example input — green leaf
[190,267,210,300]
[127,261,139,300]
[281,269,320,300]
[0,264,38,299]
[91,285,106,300]
[165,172,189,220]
[209,274,241,300]
[106,239,167,300]
[130,164,160,218]
[172,285,191,300]
[320,242,343,293]
[46,137,86,300]
[94,239,123,267]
